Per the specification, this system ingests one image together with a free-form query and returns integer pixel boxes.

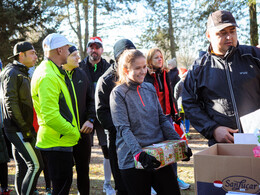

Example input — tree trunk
[167,0,176,58]
[249,0,258,46]
[83,0,89,57]
[74,0,84,59]
[93,0,97,37]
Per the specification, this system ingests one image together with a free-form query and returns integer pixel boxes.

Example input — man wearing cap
[31,33,80,194]
[1,41,43,195]
[95,39,136,195]
[62,46,95,195]
[182,10,260,146]
[79,37,115,194]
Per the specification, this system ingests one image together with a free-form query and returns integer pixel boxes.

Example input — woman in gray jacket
[110,49,183,195]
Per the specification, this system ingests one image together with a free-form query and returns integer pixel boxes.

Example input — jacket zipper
[67,71,80,131]
[137,85,145,107]
[223,51,242,133]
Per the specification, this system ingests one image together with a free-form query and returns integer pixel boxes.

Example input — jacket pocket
[59,91,73,124]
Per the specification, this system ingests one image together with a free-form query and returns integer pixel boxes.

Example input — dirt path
[7,127,208,195]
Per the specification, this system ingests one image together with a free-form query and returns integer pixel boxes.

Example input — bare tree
[249,0,258,46]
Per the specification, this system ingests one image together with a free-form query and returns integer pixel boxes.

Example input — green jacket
[31,60,80,149]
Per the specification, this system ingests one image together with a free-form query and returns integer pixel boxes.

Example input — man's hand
[80,120,93,134]
[213,126,238,143]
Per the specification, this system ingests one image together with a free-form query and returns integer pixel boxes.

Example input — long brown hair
[117,49,145,86]
[146,48,167,73]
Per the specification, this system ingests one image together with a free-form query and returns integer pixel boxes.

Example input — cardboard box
[194,144,260,195]
[135,140,187,169]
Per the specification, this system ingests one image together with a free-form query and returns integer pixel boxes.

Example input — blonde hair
[117,49,145,85]
[146,48,167,72]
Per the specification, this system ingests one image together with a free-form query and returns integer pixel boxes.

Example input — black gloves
[173,114,182,126]
[139,152,161,171]
[182,147,193,161]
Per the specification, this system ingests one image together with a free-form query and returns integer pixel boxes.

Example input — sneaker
[103,183,116,195]
[151,187,157,195]
[45,188,52,195]
[34,189,39,195]
[177,178,190,190]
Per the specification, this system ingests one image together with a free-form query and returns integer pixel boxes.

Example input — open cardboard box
[194,144,260,195]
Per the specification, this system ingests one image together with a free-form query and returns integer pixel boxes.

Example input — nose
[226,33,232,39]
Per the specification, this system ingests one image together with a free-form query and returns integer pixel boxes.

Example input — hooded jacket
[95,63,118,132]
[31,60,80,149]
[182,44,260,145]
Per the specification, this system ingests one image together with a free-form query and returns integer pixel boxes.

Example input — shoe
[177,177,190,190]
[185,133,191,139]
[34,189,39,195]
[151,187,157,195]
[46,188,52,195]
[103,183,116,195]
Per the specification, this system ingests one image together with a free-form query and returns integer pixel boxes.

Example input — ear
[56,48,62,55]
[123,67,128,75]
[206,30,211,42]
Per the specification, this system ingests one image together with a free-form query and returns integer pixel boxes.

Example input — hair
[117,49,145,86]
[146,48,167,72]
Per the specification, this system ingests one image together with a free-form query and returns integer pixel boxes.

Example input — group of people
[0,9,259,195]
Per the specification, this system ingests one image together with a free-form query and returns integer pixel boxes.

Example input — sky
[59,1,260,62]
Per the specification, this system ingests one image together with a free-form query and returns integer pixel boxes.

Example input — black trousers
[73,133,92,195]
[120,165,180,195]
[107,129,128,195]
[41,151,74,195]
[5,132,43,195]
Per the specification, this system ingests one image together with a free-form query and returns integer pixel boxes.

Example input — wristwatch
[89,118,94,123]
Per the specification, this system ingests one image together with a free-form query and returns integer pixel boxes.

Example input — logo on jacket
[239,72,248,75]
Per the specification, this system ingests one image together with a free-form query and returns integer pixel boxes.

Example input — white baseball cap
[42,33,74,52]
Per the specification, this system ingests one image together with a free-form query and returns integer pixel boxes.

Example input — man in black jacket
[1,41,43,195]
[95,39,136,195]
[182,10,260,146]
[79,37,114,194]
[63,46,95,195]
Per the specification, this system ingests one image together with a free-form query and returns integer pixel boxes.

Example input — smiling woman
[110,48,182,195]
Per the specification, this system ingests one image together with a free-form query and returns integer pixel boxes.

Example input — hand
[173,114,182,126]
[22,131,33,142]
[138,152,161,171]
[80,120,93,134]
[182,147,192,161]
[213,126,239,143]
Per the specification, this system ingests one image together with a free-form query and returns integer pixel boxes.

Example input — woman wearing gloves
[110,49,185,195]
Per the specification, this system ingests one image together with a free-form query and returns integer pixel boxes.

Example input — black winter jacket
[65,67,95,127]
[182,44,260,145]
[1,61,34,134]
[95,63,118,132]
[79,57,110,85]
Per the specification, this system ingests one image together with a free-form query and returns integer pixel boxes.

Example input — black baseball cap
[207,10,238,31]
[8,41,34,59]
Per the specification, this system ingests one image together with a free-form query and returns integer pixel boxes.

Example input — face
[151,51,163,70]
[20,49,38,68]
[126,57,147,84]
[59,45,70,64]
[64,51,80,71]
[206,26,237,56]
[87,43,103,62]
